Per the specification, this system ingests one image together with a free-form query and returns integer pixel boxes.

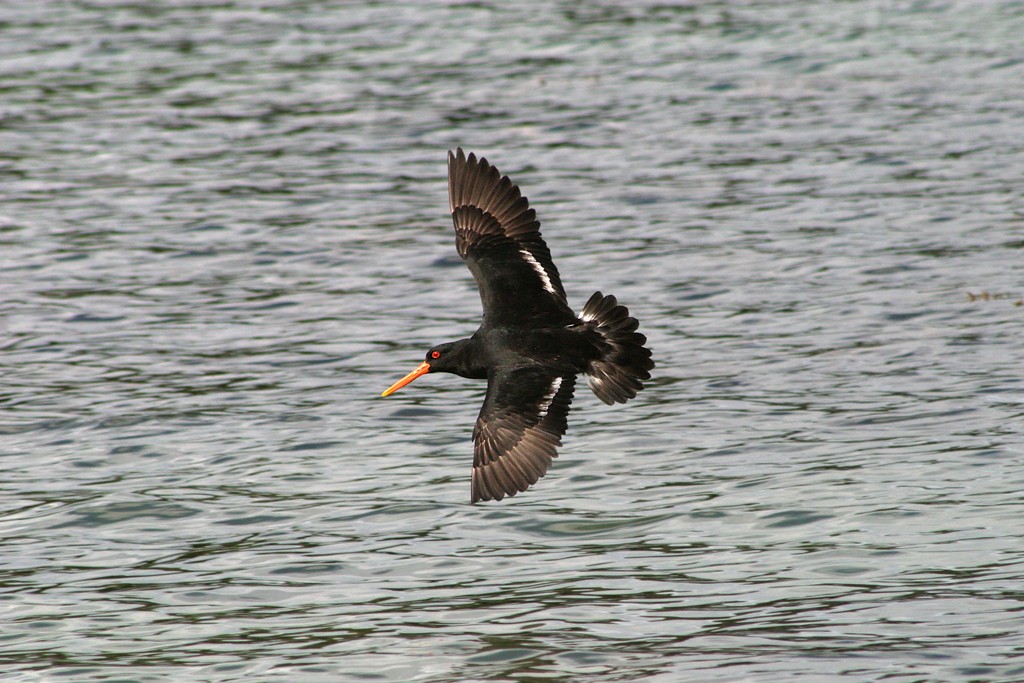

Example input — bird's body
[382,148,654,503]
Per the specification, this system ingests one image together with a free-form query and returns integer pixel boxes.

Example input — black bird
[382,148,654,503]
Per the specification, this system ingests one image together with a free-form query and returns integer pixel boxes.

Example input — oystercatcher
[382,148,654,503]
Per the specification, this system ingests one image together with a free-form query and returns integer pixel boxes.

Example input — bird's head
[380,340,473,397]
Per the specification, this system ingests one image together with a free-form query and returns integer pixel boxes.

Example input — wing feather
[471,368,576,503]
[448,148,573,327]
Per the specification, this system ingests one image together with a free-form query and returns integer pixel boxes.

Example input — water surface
[2,1,1023,681]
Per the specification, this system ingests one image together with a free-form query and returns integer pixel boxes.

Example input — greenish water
[2,1,1023,681]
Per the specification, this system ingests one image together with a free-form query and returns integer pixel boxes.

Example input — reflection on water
[2,1,1023,681]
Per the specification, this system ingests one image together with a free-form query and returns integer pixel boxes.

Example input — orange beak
[380,361,431,397]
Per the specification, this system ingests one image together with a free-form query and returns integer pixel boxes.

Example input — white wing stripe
[538,377,562,418]
[519,248,557,295]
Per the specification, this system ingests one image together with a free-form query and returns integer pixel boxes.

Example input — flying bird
[382,148,654,503]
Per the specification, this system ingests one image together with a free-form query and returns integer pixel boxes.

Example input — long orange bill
[380,361,431,397]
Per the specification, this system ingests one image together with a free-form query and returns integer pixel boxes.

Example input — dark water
[3,1,1024,681]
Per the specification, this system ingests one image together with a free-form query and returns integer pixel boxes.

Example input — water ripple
[2,1,1023,681]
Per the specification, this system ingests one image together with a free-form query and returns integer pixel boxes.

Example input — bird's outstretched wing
[448,147,575,327]
[471,367,576,503]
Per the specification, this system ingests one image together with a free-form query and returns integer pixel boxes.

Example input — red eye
[431,350,441,359]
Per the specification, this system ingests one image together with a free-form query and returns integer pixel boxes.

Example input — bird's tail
[580,292,654,405]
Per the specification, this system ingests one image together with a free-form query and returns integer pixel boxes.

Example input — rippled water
[3,1,1024,681]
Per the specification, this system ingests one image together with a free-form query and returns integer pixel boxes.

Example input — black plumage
[382,148,654,503]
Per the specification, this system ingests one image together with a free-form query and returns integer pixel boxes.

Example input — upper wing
[448,148,574,327]
[471,366,576,503]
